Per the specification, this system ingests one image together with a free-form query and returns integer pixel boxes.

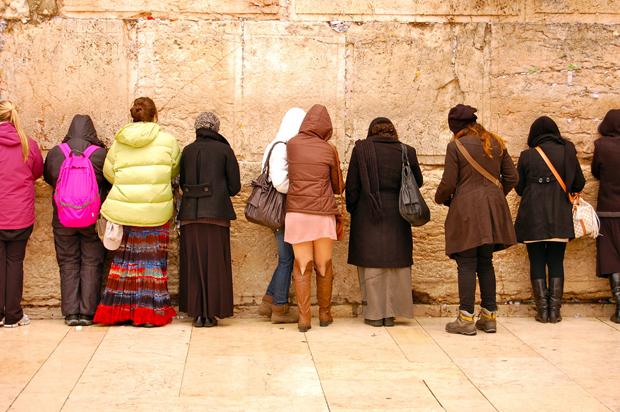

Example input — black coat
[514,140,586,242]
[346,137,423,268]
[592,135,620,215]
[43,115,108,228]
[178,129,241,222]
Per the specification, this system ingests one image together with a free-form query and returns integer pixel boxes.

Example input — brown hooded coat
[286,105,343,215]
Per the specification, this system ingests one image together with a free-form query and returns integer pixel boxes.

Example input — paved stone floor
[1,317,619,412]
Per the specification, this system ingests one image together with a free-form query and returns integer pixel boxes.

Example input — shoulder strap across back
[454,139,501,189]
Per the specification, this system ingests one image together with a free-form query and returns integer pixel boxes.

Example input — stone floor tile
[9,326,108,412]
[501,317,620,411]
[62,323,191,408]
[417,318,609,412]
[600,317,620,331]
[0,321,69,410]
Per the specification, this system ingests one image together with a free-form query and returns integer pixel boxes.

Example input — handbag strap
[263,141,286,175]
[400,143,410,168]
[331,144,345,216]
[534,146,576,203]
[454,139,502,189]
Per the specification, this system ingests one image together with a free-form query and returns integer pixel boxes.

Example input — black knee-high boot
[548,277,563,324]
[531,278,548,323]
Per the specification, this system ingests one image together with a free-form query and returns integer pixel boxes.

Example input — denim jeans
[266,229,294,305]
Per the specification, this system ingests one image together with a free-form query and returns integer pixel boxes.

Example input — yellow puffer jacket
[101,122,181,227]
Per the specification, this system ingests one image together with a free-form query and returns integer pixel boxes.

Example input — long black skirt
[597,217,620,278]
[179,223,233,318]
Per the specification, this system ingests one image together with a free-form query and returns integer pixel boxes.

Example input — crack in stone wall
[0,0,618,313]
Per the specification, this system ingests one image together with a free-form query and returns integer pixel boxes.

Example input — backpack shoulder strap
[82,145,99,159]
[454,139,502,189]
[534,146,572,201]
[59,143,71,158]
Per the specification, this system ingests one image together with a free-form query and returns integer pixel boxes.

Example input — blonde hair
[0,100,30,162]
[455,123,506,159]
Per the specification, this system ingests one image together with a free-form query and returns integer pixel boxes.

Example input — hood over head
[527,116,565,147]
[598,109,620,137]
[63,114,105,147]
[367,117,398,141]
[448,104,477,134]
[299,104,333,141]
[0,121,20,147]
[115,122,160,148]
[276,108,306,142]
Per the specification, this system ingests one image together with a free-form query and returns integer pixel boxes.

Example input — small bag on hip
[535,146,600,239]
[399,144,431,226]
[331,144,346,241]
[244,142,287,230]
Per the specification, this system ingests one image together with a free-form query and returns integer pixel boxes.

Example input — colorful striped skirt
[94,223,176,326]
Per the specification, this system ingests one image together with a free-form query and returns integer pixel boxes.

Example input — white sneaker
[3,314,30,328]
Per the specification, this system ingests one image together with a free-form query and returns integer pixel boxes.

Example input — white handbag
[535,147,600,239]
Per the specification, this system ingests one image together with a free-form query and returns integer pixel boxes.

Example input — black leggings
[526,242,567,280]
[454,244,497,314]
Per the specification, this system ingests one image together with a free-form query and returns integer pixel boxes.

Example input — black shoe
[204,317,218,328]
[65,314,80,327]
[79,315,94,326]
[548,277,564,324]
[141,323,158,328]
[364,319,383,327]
[193,316,206,328]
[383,317,395,327]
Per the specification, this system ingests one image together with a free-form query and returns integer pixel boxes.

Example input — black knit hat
[448,104,477,133]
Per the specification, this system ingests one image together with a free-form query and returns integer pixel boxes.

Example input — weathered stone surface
[295,0,521,18]
[133,19,241,148]
[61,0,280,18]
[0,19,131,148]
[489,24,620,160]
[345,23,488,160]
[533,0,620,14]
[238,21,346,162]
[1,0,29,19]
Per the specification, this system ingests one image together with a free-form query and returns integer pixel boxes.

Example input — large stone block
[489,24,620,159]
[345,23,488,159]
[295,0,521,18]
[532,0,620,14]
[0,19,131,148]
[132,20,241,148]
[238,21,346,162]
[61,0,280,18]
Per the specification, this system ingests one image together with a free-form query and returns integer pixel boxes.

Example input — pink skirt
[284,212,337,244]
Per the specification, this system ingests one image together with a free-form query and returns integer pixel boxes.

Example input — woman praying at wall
[592,109,620,324]
[0,100,44,328]
[94,97,181,327]
[178,112,241,328]
[514,116,585,324]
[43,115,108,327]
[435,104,518,336]
[285,104,344,332]
[345,117,423,327]
[257,108,306,324]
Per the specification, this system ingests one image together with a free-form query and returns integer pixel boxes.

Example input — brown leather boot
[316,260,334,327]
[293,261,313,332]
[258,295,273,317]
[271,304,298,324]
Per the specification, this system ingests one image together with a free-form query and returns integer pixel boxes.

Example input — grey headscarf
[194,112,220,132]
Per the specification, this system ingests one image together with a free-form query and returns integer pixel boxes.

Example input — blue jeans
[266,230,294,305]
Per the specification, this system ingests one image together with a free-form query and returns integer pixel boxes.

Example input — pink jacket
[0,122,44,230]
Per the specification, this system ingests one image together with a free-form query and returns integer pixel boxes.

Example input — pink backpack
[54,143,101,228]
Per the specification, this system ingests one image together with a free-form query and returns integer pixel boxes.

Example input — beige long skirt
[358,267,413,321]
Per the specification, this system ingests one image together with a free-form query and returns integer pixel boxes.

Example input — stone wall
[1,0,619,312]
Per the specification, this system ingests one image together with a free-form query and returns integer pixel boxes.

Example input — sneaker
[4,314,31,328]
[65,314,80,327]
[79,315,94,326]
[475,308,497,333]
[445,310,477,336]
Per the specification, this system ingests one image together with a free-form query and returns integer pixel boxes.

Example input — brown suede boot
[258,295,273,317]
[294,261,313,332]
[271,304,298,324]
[316,261,334,327]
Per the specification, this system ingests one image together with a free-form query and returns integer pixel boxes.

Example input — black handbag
[244,142,287,230]
[399,143,430,226]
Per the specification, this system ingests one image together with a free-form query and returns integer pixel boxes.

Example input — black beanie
[448,104,478,134]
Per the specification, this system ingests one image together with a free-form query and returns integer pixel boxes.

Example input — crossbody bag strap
[454,139,502,189]
[534,146,568,193]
